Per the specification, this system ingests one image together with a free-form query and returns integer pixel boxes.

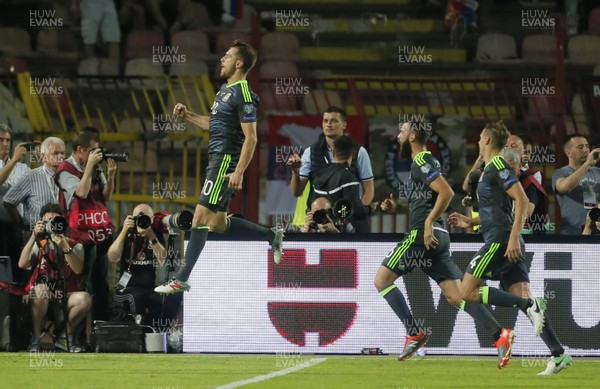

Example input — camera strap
[127,234,148,273]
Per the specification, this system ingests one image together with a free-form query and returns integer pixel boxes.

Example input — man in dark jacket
[311,135,373,232]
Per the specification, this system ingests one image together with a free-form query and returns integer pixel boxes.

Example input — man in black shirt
[155,40,284,294]
[311,136,373,231]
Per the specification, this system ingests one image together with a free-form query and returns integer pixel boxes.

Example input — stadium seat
[125,58,165,89]
[171,31,213,61]
[261,32,301,61]
[571,93,586,123]
[235,4,256,31]
[118,117,153,134]
[37,29,79,58]
[125,30,165,59]
[0,27,33,56]
[175,2,213,30]
[567,35,600,65]
[169,60,209,76]
[524,95,555,125]
[589,8,600,35]
[99,58,119,76]
[259,85,301,114]
[475,33,519,62]
[215,31,251,56]
[521,34,557,64]
[77,117,112,132]
[78,57,101,75]
[303,89,343,115]
[259,60,300,80]
[549,116,589,136]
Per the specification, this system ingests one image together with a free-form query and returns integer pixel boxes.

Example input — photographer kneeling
[309,135,376,233]
[108,204,181,325]
[583,202,600,235]
[18,203,91,352]
[303,197,347,233]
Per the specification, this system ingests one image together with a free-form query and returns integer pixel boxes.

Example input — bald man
[107,204,180,323]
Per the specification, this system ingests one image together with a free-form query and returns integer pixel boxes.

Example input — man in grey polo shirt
[4,136,66,231]
[552,134,600,234]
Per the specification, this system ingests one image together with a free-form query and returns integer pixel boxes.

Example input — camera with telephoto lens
[152,210,194,233]
[589,208,600,223]
[22,141,40,149]
[132,212,152,229]
[95,148,129,162]
[39,215,69,238]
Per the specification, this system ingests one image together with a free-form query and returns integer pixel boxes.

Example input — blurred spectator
[55,130,117,320]
[552,134,600,234]
[4,137,65,232]
[501,147,549,234]
[72,0,121,61]
[108,204,181,324]
[18,203,90,352]
[504,134,548,233]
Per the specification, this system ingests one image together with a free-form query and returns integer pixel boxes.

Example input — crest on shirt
[222,92,232,102]
[420,164,431,174]
[499,169,510,179]
[243,104,254,114]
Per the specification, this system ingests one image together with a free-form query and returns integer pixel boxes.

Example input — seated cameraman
[18,203,91,352]
[310,135,375,233]
[107,204,180,325]
[302,197,350,233]
[583,202,600,235]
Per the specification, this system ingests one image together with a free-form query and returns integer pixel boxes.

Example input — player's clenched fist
[173,103,188,118]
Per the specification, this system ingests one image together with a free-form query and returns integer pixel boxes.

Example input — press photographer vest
[308,134,361,210]
[55,160,115,245]
[26,238,80,294]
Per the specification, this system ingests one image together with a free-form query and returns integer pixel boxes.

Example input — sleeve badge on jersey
[243,104,254,114]
[499,169,510,179]
[222,92,231,102]
[420,164,431,174]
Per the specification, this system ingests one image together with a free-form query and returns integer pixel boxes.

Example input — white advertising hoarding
[183,239,600,356]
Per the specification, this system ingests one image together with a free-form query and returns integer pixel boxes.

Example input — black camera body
[39,215,69,239]
[132,212,152,229]
[589,208,600,223]
[310,199,355,230]
[96,148,129,162]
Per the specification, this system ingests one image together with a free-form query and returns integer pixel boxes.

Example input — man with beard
[376,122,514,367]
[155,40,284,294]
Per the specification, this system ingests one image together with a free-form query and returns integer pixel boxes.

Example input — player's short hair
[333,135,354,161]
[324,106,347,122]
[39,203,63,218]
[72,131,96,151]
[563,133,588,150]
[483,120,510,150]
[500,147,521,163]
[231,40,257,73]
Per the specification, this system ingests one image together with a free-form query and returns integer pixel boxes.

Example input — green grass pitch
[2,353,597,388]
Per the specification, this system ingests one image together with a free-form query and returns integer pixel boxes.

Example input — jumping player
[155,40,284,294]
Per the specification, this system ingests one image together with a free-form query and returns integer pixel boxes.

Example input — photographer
[107,204,180,324]
[583,203,600,235]
[302,197,346,233]
[18,203,91,352]
[55,130,117,321]
[310,135,376,233]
